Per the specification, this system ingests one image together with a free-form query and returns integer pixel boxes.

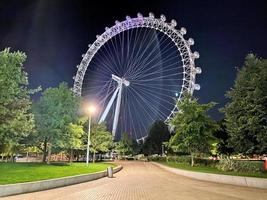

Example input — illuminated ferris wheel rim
[73,12,201,131]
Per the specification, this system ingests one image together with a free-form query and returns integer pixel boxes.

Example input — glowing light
[87,105,96,114]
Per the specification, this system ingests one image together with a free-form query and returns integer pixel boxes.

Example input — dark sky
[0,0,267,120]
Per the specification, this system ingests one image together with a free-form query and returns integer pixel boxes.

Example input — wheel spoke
[74,15,199,140]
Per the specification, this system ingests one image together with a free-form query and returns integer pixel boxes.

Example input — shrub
[194,158,218,167]
[216,158,235,171]
[149,155,220,168]
[148,155,166,162]
[165,156,218,166]
[166,155,191,164]
[216,159,265,173]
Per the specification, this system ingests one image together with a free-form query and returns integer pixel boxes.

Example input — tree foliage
[0,48,36,148]
[212,120,234,156]
[167,94,217,166]
[142,120,170,155]
[89,123,113,162]
[115,132,134,157]
[58,122,84,162]
[222,54,267,155]
[61,123,84,150]
[33,82,81,162]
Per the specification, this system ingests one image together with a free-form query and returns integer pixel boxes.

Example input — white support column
[112,82,123,138]
[98,74,129,140]
[98,87,119,124]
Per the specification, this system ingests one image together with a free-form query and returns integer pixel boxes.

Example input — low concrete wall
[152,162,267,189]
[0,165,122,197]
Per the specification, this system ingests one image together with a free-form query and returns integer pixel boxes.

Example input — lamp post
[86,105,96,166]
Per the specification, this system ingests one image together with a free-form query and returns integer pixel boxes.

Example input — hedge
[149,155,265,173]
[149,155,218,167]
[216,159,265,173]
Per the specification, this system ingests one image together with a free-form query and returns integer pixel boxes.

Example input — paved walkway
[3,161,267,200]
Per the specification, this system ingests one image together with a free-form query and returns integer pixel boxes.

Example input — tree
[132,138,141,155]
[90,123,113,162]
[58,123,84,163]
[0,48,37,157]
[115,132,134,157]
[212,120,234,157]
[222,54,267,155]
[17,131,41,161]
[142,120,170,155]
[167,94,217,166]
[33,82,81,163]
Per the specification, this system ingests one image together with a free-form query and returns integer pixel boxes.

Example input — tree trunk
[42,138,47,163]
[11,149,15,163]
[190,153,194,167]
[47,143,52,164]
[26,151,29,162]
[93,151,96,163]
[69,149,73,163]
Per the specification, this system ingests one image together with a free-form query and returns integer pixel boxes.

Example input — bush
[148,155,166,162]
[166,155,190,164]
[150,155,218,167]
[165,156,218,166]
[216,158,235,171]
[194,158,218,167]
[149,155,222,167]
[216,159,265,173]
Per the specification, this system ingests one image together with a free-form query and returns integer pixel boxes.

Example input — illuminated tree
[168,94,217,166]
[223,54,267,155]
[33,82,81,163]
[0,48,36,158]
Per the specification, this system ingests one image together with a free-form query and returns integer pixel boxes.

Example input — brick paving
[2,161,267,200]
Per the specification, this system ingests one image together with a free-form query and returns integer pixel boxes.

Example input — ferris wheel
[73,12,201,141]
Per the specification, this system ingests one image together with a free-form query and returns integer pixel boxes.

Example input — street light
[86,104,96,166]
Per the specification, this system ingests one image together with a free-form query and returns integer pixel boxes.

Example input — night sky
[0,0,267,120]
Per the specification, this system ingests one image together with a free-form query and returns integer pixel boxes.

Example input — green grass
[0,162,116,184]
[157,161,267,178]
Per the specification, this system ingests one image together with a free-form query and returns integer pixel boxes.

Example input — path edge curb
[0,165,123,197]
[152,162,267,189]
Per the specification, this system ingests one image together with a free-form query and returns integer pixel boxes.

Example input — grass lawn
[0,162,116,185]
[157,161,267,178]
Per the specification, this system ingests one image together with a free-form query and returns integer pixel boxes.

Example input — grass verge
[157,161,267,178]
[0,162,116,184]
